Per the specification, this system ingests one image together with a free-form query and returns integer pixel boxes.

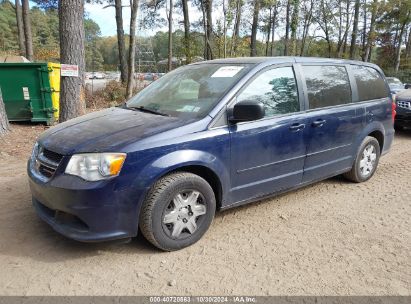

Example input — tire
[343,136,380,183]
[139,172,216,251]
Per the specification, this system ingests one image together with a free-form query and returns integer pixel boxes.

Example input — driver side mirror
[229,100,265,123]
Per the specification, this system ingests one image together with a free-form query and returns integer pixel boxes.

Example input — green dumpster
[0,62,56,125]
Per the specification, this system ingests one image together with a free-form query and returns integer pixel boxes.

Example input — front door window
[237,66,300,117]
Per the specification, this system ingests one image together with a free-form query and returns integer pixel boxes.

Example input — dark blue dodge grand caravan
[28,57,395,251]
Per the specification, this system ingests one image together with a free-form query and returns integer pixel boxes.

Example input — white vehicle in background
[106,72,121,81]
[386,77,406,94]
[89,72,106,80]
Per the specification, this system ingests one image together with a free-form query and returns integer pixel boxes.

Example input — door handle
[289,123,306,131]
[312,119,326,127]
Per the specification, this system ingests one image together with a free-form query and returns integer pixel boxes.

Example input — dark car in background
[28,57,395,251]
[386,77,406,94]
[394,89,411,130]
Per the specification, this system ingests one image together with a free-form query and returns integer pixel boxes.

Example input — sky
[27,0,169,36]
[84,1,203,37]
[28,0,262,39]
[85,2,133,37]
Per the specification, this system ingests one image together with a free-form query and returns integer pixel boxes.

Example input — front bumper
[395,106,411,128]
[28,160,146,242]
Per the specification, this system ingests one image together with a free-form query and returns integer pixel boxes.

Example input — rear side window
[352,66,389,101]
[303,65,352,109]
[237,66,299,117]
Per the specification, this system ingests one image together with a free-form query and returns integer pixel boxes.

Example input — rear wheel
[343,136,380,183]
[139,172,216,251]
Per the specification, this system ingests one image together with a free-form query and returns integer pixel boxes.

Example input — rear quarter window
[352,66,389,101]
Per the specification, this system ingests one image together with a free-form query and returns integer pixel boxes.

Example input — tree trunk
[115,0,128,84]
[342,0,351,56]
[230,0,242,57]
[361,0,367,61]
[364,0,378,62]
[167,0,173,71]
[284,0,291,56]
[126,0,139,99]
[223,0,227,58]
[265,7,272,56]
[59,0,86,122]
[337,1,342,50]
[319,0,332,57]
[205,0,213,60]
[350,0,360,59]
[21,0,33,61]
[405,26,411,63]
[0,87,10,136]
[270,4,278,56]
[15,0,25,56]
[201,1,208,59]
[393,26,399,50]
[250,0,260,57]
[182,0,191,63]
[290,0,300,56]
[300,0,313,56]
[394,12,410,73]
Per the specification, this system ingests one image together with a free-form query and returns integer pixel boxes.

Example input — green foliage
[0,1,103,66]
[0,1,60,59]
[30,6,59,59]
[152,30,204,61]
[84,18,104,71]
[0,1,19,53]
[98,36,123,70]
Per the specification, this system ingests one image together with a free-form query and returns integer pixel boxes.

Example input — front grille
[38,163,55,178]
[34,146,63,180]
[43,148,64,163]
[397,101,411,109]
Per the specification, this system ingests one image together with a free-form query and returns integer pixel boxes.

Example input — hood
[396,89,411,101]
[38,108,190,154]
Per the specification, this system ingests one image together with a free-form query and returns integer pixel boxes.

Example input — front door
[229,65,307,204]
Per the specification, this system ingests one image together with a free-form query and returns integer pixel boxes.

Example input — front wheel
[343,136,380,183]
[139,172,216,251]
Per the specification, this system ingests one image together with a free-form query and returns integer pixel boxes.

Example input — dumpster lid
[0,56,30,63]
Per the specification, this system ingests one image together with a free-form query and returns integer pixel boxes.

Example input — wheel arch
[137,150,229,211]
[368,129,384,153]
[158,165,223,210]
[355,122,385,154]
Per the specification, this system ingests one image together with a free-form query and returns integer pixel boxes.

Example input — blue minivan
[28,57,395,251]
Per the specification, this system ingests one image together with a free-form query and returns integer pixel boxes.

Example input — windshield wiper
[127,106,170,117]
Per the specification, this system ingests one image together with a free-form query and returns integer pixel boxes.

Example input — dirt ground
[0,123,410,296]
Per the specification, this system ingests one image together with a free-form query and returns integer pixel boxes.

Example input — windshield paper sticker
[211,66,243,78]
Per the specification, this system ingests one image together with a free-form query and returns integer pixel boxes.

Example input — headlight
[31,142,39,161]
[65,153,126,181]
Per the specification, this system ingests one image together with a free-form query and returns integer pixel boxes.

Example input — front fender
[137,149,230,200]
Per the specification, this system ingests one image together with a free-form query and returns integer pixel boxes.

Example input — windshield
[126,63,252,119]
